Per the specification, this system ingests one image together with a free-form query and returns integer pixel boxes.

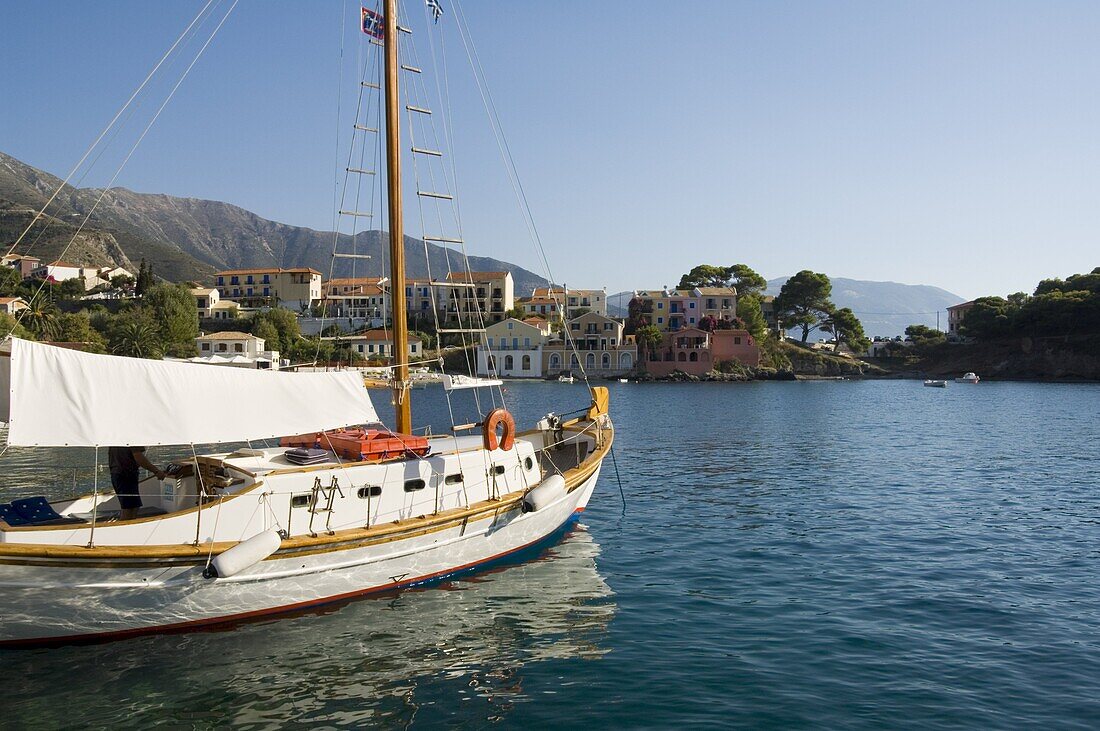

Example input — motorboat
[955,372,980,384]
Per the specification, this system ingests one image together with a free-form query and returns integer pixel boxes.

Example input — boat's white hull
[0,466,601,645]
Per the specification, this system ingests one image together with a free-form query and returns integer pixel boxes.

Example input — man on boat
[108,446,167,521]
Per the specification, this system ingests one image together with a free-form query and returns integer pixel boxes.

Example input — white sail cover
[0,338,378,447]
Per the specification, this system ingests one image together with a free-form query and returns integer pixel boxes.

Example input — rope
[10,0,241,338]
[3,0,219,258]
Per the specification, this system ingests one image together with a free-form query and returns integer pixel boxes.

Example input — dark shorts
[110,471,142,510]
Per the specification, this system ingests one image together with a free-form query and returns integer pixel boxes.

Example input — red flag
[361,7,383,39]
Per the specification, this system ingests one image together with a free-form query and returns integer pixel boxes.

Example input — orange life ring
[482,408,516,452]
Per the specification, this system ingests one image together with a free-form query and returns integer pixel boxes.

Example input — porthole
[524,457,534,471]
[404,479,426,492]
[445,474,464,485]
[291,494,311,508]
[493,465,505,475]
[358,486,382,499]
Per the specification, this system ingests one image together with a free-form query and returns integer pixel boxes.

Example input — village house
[322,276,388,320]
[1,254,41,278]
[642,327,761,377]
[543,312,636,377]
[696,287,738,321]
[214,267,322,309]
[519,295,561,320]
[476,318,547,378]
[441,271,514,326]
[530,286,607,318]
[191,287,240,320]
[0,297,28,315]
[946,300,977,337]
[336,330,422,361]
[193,331,280,369]
[29,261,132,291]
[632,288,706,332]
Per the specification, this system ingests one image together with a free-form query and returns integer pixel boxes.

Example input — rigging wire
[449,1,592,387]
[8,0,241,340]
[4,0,219,259]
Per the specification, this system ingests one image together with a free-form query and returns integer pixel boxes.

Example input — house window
[522,354,531,370]
[524,337,530,347]
[218,344,227,352]
[602,353,611,368]
[234,343,243,353]
[230,276,239,285]
[550,354,560,368]
[657,317,664,324]
[689,302,695,309]
[217,276,224,285]
[570,323,579,331]
[201,343,210,351]
[246,275,253,284]
[504,355,514,370]
[263,288,270,296]
[735,337,742,345]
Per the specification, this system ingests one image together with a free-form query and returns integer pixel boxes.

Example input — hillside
[0,151,548,292]
[766,276,965,338]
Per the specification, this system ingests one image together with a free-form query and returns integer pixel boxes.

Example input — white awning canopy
[0,338,379,447]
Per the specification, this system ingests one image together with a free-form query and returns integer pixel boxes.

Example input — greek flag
[427,0,444,23]
[361,7,384,38]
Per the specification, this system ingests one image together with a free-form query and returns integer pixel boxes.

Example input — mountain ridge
[0,151,548,294]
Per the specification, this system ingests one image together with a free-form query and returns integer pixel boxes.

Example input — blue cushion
[11,497,65,524]
[0,503,30,526]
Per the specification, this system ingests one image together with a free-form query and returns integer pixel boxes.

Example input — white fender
[205,529,282,579]
[522,474,566,513]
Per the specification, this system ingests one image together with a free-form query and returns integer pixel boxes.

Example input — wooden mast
[383,0,411,433]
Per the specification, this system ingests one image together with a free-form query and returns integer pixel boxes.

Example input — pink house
[711,330,761,367]
[644,327,760,377]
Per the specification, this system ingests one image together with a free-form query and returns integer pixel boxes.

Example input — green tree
[728,264,767,296]
[624,296,652,335]
[21,296,61,340]
[904,324,946,347]
[58,278,87,300]
[635,324,663,369]
[960,296,1017,339]
[144,283,198,357]
[774,270,834,342]
[0,267,22,296]
[249,308,301,353]
[110,310,164,359]
[54,312,107,352]
[0,312,33,340]
[135,259,154,297]
[677,265,731,289]
[111,273,136,291]
[820,307,870,354]
[736,293,769,341]
[504,304,526,320]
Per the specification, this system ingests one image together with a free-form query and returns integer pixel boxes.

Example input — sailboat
[0,1,612,646]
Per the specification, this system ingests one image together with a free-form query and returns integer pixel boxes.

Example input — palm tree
[21,296,61,340]
[111,317,164,359]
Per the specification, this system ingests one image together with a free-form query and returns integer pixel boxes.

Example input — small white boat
[955,372,980,384]
[923,379,947,388]
[618,378,629,384]
[558,374,575,384]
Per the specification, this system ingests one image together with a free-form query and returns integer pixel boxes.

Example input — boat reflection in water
[4,525,614,727]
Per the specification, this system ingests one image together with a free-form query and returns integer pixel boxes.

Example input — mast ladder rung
[417,191,453,200]
[401,64,422,74]
[354,124,379,133]
[429,281,476,288]
[360,81,380,89]
[437,328,487,334]
[398,25,412,34]
[339,210,374,218]
[369,38,384,47]
[422,235,463,244]
[346,167,375,175]
[406,105,432,115]
[333,253,373,260]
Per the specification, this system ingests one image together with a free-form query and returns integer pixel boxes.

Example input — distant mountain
[0,151,548,293]
[766,276,966,338]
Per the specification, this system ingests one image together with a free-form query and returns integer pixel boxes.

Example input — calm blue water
[3,380,1100,729]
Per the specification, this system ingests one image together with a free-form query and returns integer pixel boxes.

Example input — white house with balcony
[476,318,546,378]
[191,331,280,369]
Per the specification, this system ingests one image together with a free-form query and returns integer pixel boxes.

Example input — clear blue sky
[3,1,1100,300]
